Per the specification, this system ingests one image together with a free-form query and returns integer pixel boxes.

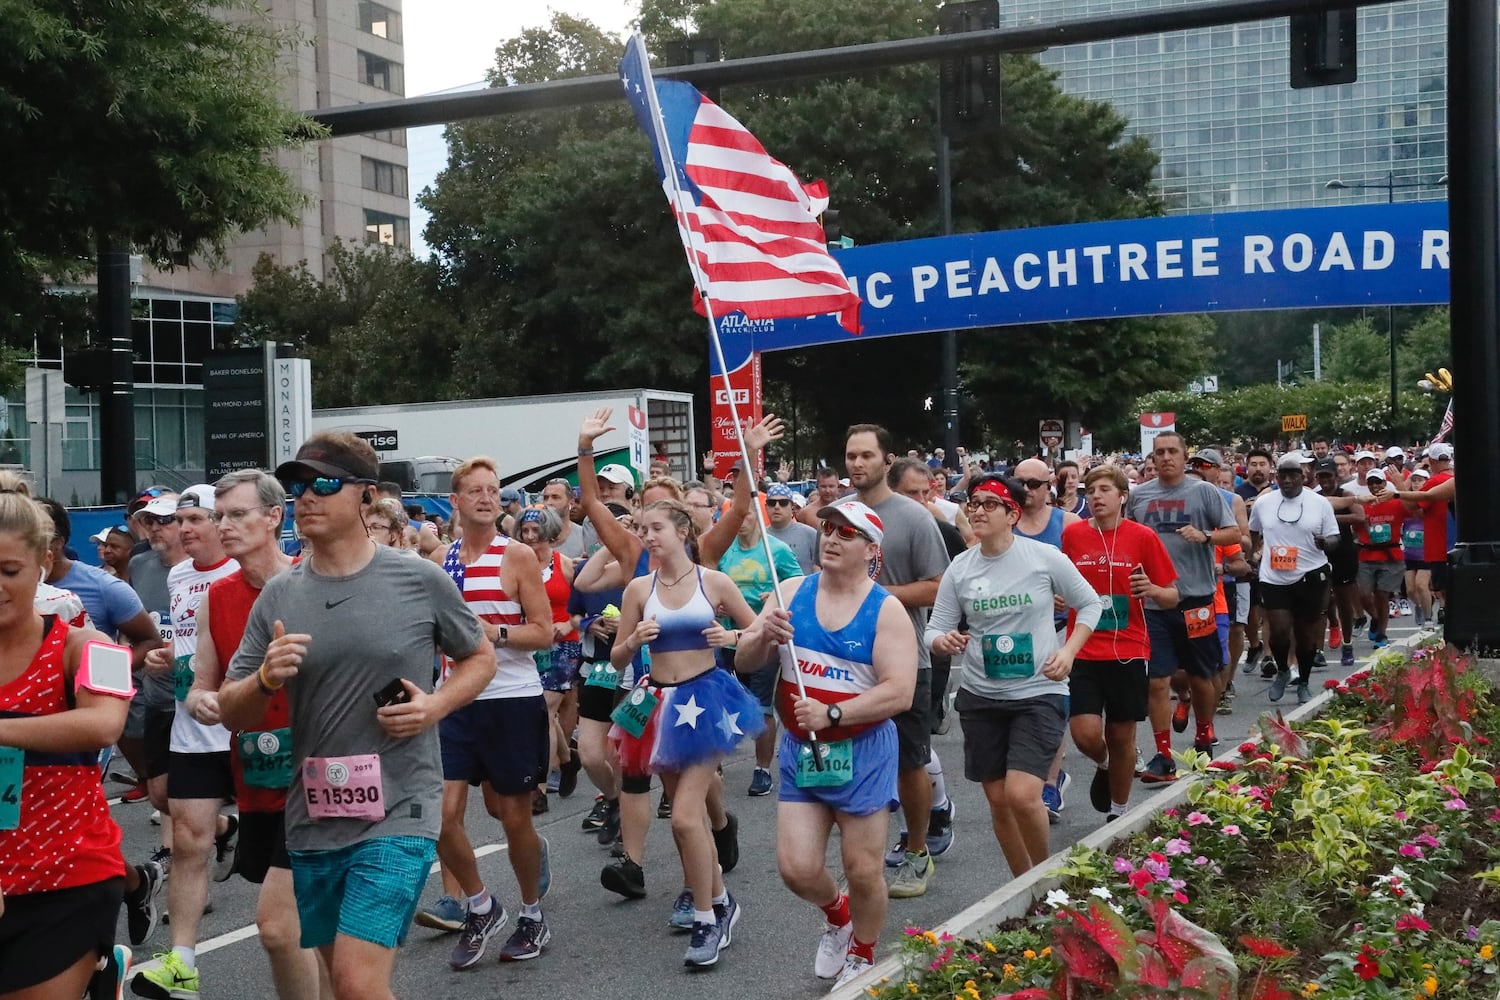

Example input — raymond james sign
[205,344,308,478]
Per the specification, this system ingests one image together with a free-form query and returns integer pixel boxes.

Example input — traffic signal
[665,36,721,105]
[939,0,1001,139]
[822,210,853,250]
[63,347,110,393]
[1290,9,1357,89]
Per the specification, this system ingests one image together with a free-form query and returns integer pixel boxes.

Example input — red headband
[972,479,1021,513]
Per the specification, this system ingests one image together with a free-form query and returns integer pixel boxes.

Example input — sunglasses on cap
[287,476,368,498]
[820,520,869,542]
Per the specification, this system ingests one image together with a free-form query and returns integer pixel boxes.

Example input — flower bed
[868,642,1500,1000]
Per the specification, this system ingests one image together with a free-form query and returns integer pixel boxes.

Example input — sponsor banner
[710,352,763,481]
[627,404,650,480]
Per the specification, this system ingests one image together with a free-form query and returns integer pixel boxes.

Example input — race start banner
[1140,412,1177,456]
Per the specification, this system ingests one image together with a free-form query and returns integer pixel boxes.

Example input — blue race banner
[713,202,1450,371]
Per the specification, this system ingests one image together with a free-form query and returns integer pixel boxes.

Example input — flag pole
[628,35,825,765]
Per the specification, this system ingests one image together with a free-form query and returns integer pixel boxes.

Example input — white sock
[172,946,196,969]
[712,890,729,907]
[926,749,949,811]
[694,908,716,926]
[520,900,542,920]
[1111,801,1129,815]
[468,890,491,914]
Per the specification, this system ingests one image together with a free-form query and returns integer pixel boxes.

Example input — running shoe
[88,943,131,1000]
[747,767,773,797]
[149,810,162,827]
[657,791,673,818]
[1193,732,1217,756]
[1328,623,1343,649]
[714,892,741,949]
[532,790,549,815]
[211,814,238,883]
[1244,645,1264,671]
[1372,633,1390,649]
[1313,649,1327,670]
[601,857,647,899]
[926,800,955,857]
[1269,670,1290,702]
[581,795,609,832]
[538,836,551,900]
[498,915,551,961]
[1139,752,1177,784]
[131,951,199,998]
[684,919,726,968]
[414,894,466,933]
[1042,770,1070,822]
[449,897,507,970]
[609,835,625,858]
[815,920,855,979]
[1260,659,1278,679]
[1352,615,1368,631]
[597,799,622,846]
[1296,682,1312,705]
[1170,699,1190,733]
[124,863,162,946]
[1089,767,1111,813]
[147,848,171,876]
[121,783,149,804]
[669,889,695,931]
[559,744,581,798]
[1341,644,1355,667]
[888,851,933,898]
[1216,692,1234,716]
[545,769,561,794]
[713,811,740,874]
[883,832,909,868]
[834,953,874,989]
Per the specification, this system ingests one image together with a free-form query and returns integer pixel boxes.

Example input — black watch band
[826,703,842,726]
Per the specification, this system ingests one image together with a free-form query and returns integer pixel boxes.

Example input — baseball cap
[1365,468,1388,483]
[500,487,522,505]
[790,492,807,508]
[1385,446,1405,459]
[275,437,379,484]
[89,524,130,544]
[139,495,179,518]
[1428,442,1454,461]
[176,484,217,511]
[127,486,170,517]
[1353,450,1377,462]
[1188,448,1224,468]
[1312,457,1338,476]
[816,500,884,544]
[766,483,794,500]
[597,464,635,487]
[1409,467,1431,481]
[1276,453,1306,471]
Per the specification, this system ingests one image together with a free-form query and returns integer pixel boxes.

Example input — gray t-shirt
[867,492,952,672]
[1126,477,1236,605]
[767,520,820,575]
[556,523,586,561]
[129,550,179,710]
[226,545,485,851]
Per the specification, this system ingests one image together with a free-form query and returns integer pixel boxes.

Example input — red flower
[1323,679,1342,690]
[1208,761,1240,771]
[1239,935,1296,959]
[1354,947,1382,981]
[1395,914,1431,933]
[1238,741,1259,755]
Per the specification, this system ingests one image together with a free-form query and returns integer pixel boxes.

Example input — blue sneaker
[449,897,507,970]
[1371,633,1390,649]
[669,889,695,931]
[684,919,726,967]
[1042,771,1070,823]
[714,892,741,949]
[1269,670,1290,702]
[926,800,955,857]
[538,835,552,900]
[748,767,773,797]
[415,894,466,933]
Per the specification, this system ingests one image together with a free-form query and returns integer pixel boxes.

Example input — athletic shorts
[290,836,434,950]
[538,640,582,693]
[1331,545,1359,587]
[1405,558,1426,572]
[892,668,932,771]
[144,707,174,780]
[739,662,777,711]
[440,695,548,794]
[124,673,147,741]
[1424,560,1449,592]
[1069,658,1149,723]
[775,722,899,817]
[1144,598,1223,680]
[1357,559,1405,595]
[576,662,625,723]
[0,878,124,994]
[954,688,1066,782]
[1259,566,1332,621]
[235,810,290,884]
[168,750,234,801]
[1248,580,1263,608]
[1233,582,1250,626]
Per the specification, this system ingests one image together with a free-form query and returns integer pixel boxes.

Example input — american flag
[1432,398,1454,443]
[619,35,861,334]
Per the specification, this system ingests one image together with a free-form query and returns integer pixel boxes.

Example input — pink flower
[1395,914,1432,933]
[1173,890,1190,904]
[1192,855,1211,866]
[1487,808,1500,823]
[1416,833,1440,848]
[1113,857,1134,873]
[1445,798,1470,811]
[1164,838,1192,856]
[1399,844,1424,858]
[1394,811,1407,820]
[1221,824,1241,836]
[1187,812,1211,826]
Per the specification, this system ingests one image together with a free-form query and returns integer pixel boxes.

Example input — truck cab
[378,455,460,494]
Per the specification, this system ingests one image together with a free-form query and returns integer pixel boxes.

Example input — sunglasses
[765,498,793,507]
[1018,479,1049,491]
[966,497,1012,513]
[140,514,176,527]
[287,476,357,498]
[820,520,868,542]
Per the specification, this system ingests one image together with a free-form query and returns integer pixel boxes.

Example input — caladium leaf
[1059,902,1140,982]
[1181,956,1234,1000]
[1248,976,1300,1000]
[1053,920,1120,989]
[1161,909,1239,997]
[1135,948,1171,987]
[997,990,1052,1000]
[1258,710,1307,759]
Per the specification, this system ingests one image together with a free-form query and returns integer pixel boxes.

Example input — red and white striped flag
[620,35,861,333]
[1432,397,1454,443]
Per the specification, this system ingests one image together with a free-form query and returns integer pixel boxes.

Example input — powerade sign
[714,203,1450,370]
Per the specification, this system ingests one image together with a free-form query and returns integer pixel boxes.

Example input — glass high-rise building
[1007,0,1448,213]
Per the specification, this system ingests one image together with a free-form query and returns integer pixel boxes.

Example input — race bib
[1096,594,1130,632]
[533,648,553,674]
[1368,522,1393,545]
[1184,606,1216,639]
[303,755,384,820]
[1403,527,1424,549]
[610,684,660,739]
[793,739,853,788]
[239,727,293,790]
[173,654,194,703]
[0,746,21,831]
[981,633,1035,679]
[151,612,173,647]
[1269,545,1299,572]
[584,663,619,690]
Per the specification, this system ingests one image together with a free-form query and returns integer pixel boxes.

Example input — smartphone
[78,641,134,697]
[373,677,411,708]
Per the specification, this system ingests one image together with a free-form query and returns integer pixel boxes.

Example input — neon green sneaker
[131,951,200,998]
[888,850,933,898]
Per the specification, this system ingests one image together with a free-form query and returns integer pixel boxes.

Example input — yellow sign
[1281,414,1308,433]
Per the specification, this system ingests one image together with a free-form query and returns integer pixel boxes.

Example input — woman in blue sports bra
[608,498,765,967]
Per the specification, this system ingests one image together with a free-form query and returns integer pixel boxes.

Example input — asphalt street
[109,621,1422,1000]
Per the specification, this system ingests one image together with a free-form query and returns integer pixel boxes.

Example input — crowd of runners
[0,412,1457,999]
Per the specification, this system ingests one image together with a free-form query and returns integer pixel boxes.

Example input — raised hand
[580,407,615,447]
[743,414,785,452]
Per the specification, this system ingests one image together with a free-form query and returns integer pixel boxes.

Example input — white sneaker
[833,953,873,990]
[814,920,855,979]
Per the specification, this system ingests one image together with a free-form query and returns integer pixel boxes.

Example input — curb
[831,635,1427,998]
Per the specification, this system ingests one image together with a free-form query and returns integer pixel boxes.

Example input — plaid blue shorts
[289,835,434,949]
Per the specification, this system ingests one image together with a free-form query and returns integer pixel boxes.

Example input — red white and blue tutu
[611,667,766,775]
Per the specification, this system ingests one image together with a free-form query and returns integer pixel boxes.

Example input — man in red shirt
[1060,466,1179,821]
[1354,468,1407,648]
[1383,443,1456,613]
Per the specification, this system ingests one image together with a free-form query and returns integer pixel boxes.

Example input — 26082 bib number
[981,634,1035,679]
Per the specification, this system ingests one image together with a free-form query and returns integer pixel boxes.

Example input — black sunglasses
[140,514,176,527]
[765,498,793,507]
[287,476,362,498]
[1018,479,1050,491]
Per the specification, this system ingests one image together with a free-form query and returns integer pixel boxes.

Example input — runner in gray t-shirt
[766,483,820,574]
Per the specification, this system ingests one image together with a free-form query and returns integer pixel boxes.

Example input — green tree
[0,0,317,343]
[1320,315,1388,383]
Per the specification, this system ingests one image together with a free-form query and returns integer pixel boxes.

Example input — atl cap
[176,485,217,510]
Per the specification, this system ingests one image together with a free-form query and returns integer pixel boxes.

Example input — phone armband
[77,641,136,699]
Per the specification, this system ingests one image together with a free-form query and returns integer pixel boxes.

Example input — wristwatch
[826,703,843,726]
[496,625,509,647]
